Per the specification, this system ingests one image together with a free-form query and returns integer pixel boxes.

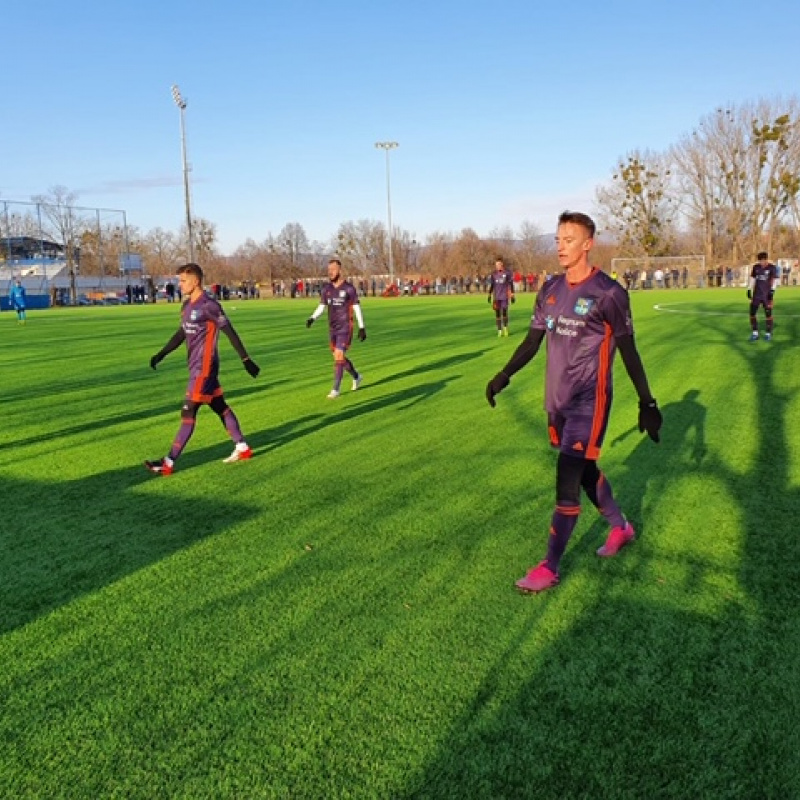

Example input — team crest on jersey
[190,310,198,321]
[545,315,555,330]
[339,290,347,298]
[574,297,594,315]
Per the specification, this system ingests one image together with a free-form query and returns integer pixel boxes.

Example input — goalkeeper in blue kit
[9,280,27,324]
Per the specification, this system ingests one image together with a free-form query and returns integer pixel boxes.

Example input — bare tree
[31,186,85,303]
[516,219,549,275]
[78,223,139,278]
[595,150,676,257]
[193,217,217,263]
[672,99,800,263]
[279,222,310,278]
[333,220,385,276]
[142,227,182,276]
[418,231,453,279]
[671,127,725,264]
[1,206,41,242]
[447,228,494,278]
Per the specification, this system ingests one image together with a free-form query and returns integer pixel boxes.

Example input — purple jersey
[532,268,633,416]
[489,268,514,303]
[321,280,360,335]
[750,262,777,304]
[181,291,231,377]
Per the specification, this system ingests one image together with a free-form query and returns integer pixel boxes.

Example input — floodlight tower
[171,84,195,262]
[375,141,399,284]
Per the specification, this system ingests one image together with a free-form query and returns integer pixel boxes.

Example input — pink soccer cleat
[515,561,560,593]
[597,522,636,557]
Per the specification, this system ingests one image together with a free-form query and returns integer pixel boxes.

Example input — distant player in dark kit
[9,279,27,324]
[747,251,778,342]
[306,258,366,399]
[488,257,515,336]
[145,263,260,475]
[486,211,662,593]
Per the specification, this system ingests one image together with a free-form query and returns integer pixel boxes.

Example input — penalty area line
[653,303,800,318]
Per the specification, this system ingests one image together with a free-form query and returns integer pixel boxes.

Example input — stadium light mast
[375,141,398,285]
[171,84,195,263]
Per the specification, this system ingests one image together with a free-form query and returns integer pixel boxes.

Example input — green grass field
[2,289,799,799]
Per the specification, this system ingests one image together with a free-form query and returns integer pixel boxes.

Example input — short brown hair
[558,211,596,238]
[177,263,203,282]
[328,257,342,267]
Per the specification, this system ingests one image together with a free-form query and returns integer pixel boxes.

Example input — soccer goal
[611,255,706,289]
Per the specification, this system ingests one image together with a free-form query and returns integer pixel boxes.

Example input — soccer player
[306,258,366,399]
[488,256,515,336]
[485,211,662,593]
[747,251,778,342]
[9,279,27,324]
[145,263,260,476]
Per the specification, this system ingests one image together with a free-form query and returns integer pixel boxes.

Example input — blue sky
[3,0,798,253]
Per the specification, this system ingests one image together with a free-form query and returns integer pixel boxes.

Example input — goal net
[610,255,707,289]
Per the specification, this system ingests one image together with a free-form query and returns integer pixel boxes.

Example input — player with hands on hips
[145,262,259,475]
[306,258,366,399]
[486,211,662,593]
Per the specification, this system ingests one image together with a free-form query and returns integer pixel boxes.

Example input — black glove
[358,328,367,342]
[747,289,752,299]
[243,358,260,378]
[768,290,775,301]
[306,317,315,328]
[486,372,510,408]
[150,354,163,370]
[487,294,492,304]
[638,398,662,443]
[511,295,516,304]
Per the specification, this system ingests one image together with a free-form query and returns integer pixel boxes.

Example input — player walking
[488,257,515,336]
[486,211,662,593]
[306,258,366,399]
[747,251,778,342]
[145,263,260,475]
[9,280,27,324]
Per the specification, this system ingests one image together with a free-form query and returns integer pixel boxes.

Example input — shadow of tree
[0,451,262,635]
[394,311,800,797]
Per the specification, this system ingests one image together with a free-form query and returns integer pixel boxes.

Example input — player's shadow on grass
[365,351,486,391]
[608,388,707,531]
[0,454,262,636]
[248,378,455,454]
[0,381,279,455]
[395,317,800,797]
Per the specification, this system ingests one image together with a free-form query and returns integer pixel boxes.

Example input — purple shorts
[547,411,609,460]
[186,374,223,404]
[329,331,352,352]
